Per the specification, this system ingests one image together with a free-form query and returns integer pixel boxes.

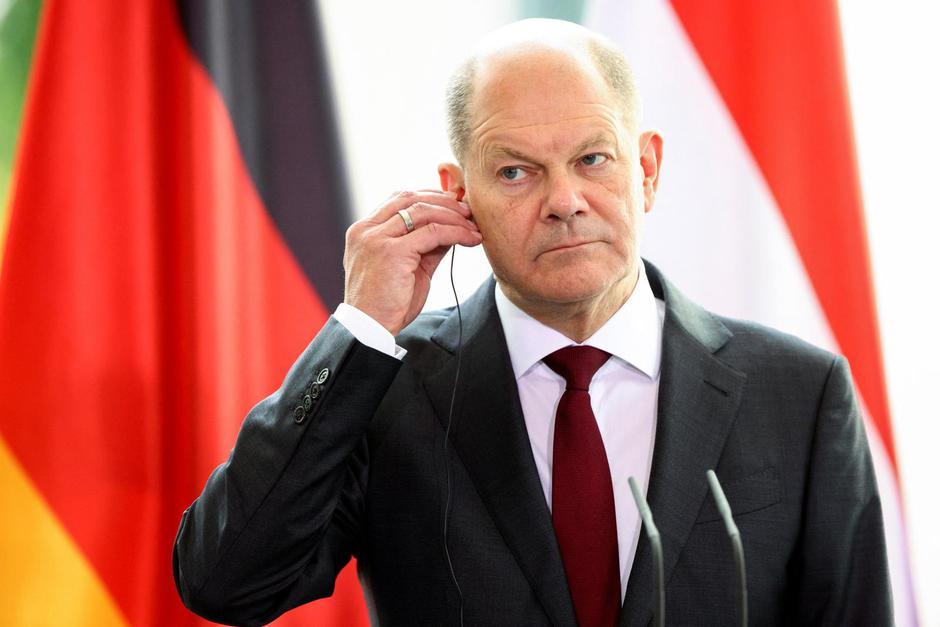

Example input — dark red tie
[544,346,620,627]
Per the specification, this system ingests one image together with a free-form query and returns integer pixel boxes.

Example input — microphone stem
[652,533,665,627]
[707,470,748,627]
[731,531,747,627]
[628,476,665,627]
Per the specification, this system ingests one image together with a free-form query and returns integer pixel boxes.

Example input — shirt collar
[494,262,664,381]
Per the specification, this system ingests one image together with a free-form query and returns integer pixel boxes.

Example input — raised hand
[342,190,482,336]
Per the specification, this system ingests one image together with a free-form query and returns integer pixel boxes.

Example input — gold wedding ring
[398,208,415,233]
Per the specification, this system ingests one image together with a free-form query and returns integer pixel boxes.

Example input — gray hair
[445,27,640,164]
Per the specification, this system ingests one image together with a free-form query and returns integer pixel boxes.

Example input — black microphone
[706,470,747,627]
[628,476,664,627]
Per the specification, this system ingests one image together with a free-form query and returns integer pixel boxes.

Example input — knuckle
[345,222,360,244]
[356,227,382,249]
[378,237,397,254]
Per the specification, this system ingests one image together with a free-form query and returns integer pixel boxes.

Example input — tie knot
[543,346,611,391]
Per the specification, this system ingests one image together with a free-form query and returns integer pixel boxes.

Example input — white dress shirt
[333,263,665,599]
[493,265,664,598]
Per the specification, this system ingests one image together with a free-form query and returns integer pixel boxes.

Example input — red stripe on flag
[0,0,365,624]
[668,0,897,468]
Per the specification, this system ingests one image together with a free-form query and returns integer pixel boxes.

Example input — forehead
[469,47,627,156]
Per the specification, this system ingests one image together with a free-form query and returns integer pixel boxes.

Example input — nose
[542,171,587,222]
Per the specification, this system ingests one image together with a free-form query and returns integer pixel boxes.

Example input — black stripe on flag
[176,0,349,309]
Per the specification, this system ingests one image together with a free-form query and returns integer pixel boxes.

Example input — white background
[840,3,940,625]
[318,2,940,623]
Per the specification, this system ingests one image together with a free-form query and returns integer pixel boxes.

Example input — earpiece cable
[442,245,465,627]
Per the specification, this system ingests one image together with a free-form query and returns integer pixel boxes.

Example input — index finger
[368,190,470,222]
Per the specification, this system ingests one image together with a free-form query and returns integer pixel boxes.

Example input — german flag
[0,0,367,624]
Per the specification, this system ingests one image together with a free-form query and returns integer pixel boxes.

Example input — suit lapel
[417,264,746,627]
[423,279,578,627]
[620,264,747,627]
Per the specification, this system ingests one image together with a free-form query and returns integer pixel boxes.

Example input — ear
[438,162,466,201]
[638,131,664,214]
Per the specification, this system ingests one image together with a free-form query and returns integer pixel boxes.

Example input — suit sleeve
[173,317,402,626]
[792,355,893,626]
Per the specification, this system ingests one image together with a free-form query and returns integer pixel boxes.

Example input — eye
[499,166,529,182]
[580,153,608,166]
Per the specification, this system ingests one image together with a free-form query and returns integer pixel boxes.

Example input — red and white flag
[585,0,917,623]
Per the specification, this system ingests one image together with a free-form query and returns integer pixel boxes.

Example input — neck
[502,267,640,343]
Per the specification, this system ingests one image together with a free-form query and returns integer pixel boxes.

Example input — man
[173,19,891,626]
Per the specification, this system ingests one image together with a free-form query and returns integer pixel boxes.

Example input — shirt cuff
[333,303,408,360]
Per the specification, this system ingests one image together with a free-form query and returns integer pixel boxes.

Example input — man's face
[454,48,661,311]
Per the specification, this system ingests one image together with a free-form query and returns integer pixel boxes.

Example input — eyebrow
[485,132,618,165]
[572,132,617,155]
[487,146,538,164]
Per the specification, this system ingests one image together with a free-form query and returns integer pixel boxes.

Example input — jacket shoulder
[715,314,842,377]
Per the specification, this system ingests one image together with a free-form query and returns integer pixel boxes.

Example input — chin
[526,267,621,305]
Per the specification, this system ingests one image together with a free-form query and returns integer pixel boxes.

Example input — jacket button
[316,368,330,384]
[303,394,313,412]
[310,383,320,399]
[293,406,306,424]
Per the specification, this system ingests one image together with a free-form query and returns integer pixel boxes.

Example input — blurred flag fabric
[0,0,919,625]
[585,0,917,624]
[0,0,368,625]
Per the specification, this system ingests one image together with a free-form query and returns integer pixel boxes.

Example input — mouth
[541,240,597,255]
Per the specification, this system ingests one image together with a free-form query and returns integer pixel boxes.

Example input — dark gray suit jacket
[173,262,892,626]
